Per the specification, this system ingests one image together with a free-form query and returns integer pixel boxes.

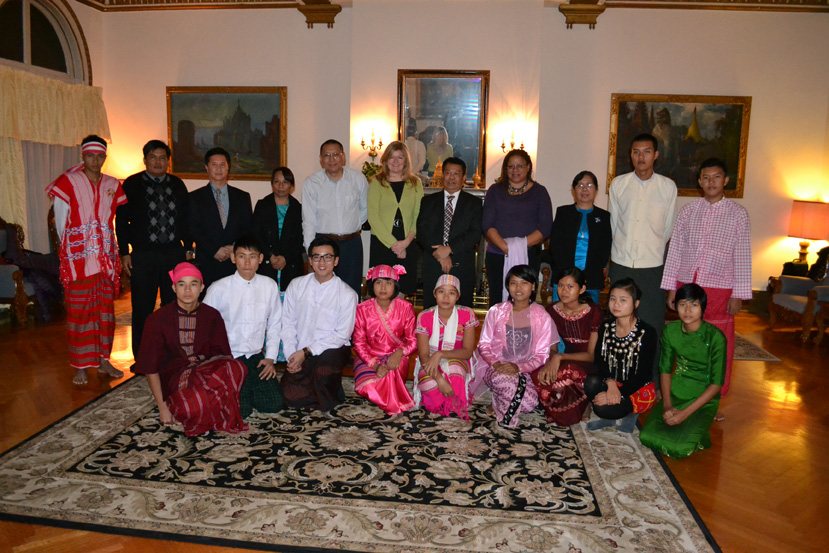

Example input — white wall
[90,6,354,201]
[77,0,829,290]
[70,2,104,87]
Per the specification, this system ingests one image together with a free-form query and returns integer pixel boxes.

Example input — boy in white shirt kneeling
[204,236,283,417]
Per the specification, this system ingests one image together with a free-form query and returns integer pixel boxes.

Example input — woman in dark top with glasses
[549,170,612,304]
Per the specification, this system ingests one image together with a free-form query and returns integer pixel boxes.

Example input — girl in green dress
[639,283,726,458]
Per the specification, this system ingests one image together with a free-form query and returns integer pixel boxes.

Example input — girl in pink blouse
[413,274,480,418]
[472,264,558,427]
[352,265,417,415]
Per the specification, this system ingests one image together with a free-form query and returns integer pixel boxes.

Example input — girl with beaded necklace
[584,278,657,433]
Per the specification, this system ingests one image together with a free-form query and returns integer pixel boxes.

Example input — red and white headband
[82,141,107,155]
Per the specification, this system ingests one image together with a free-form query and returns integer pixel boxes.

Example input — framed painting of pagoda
[607,93,751,197]
[167,86,287,180]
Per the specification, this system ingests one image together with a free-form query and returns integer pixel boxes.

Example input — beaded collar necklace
[600,319,645,381]
[508,180,530,195]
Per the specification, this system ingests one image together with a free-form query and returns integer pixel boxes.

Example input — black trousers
[584,374,634,420]
[129,247,186,357]
[319,233,363,300]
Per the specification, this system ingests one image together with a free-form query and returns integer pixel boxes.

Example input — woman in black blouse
[584,278,657,433]
[550,170,611,303]
[253,167,304,290]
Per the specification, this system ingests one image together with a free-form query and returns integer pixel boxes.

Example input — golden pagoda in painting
[685,107,704,143]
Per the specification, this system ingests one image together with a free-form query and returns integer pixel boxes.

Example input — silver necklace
[508,180,530,195]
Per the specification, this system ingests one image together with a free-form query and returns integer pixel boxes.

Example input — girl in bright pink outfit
[413,275,479,418]
[352,265,417,415]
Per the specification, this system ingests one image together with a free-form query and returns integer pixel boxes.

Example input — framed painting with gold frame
[397,70,490,185]
[167,86,287,181]
[607,93,751,197]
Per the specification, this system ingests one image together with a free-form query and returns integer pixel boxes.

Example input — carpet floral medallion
[0,378,717,553]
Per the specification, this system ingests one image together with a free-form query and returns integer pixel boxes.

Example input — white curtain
[0,65,110,248]
[22,141,80,253]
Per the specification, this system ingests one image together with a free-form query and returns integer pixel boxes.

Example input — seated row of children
[134,236,725,459]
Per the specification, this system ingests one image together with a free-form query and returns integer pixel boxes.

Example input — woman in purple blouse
[482,149,553,305]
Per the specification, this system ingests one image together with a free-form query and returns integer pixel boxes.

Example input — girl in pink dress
[472,264,558,427]
[352,265,417,415]
[413,274,479,418]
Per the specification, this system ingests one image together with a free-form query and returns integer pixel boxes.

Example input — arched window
[0,0,91,84]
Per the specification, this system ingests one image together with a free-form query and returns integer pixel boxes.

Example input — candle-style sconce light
[501,131,525,153]
[360,129,384,161]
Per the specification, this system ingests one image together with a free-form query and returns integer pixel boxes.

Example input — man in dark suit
[117,139,191,357]
[189,147,252,290]
[417,156,483,309]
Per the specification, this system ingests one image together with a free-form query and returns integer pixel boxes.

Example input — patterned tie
[215,188,228,228]
[443,194,454,246]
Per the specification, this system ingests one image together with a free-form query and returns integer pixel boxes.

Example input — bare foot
[485,405,495,417]
[98,359,124,379]
[581,403,593,422]
[714,412,725,422]
[72,369,88,385]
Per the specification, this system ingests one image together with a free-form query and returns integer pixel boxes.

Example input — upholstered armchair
[768,264,829,343]
[0,217,36,326]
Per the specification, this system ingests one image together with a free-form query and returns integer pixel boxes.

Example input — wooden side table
[815,301,829,346]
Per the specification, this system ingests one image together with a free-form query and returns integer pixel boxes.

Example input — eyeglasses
[310,254,335,262]
[322,153,343,159]
[575,183,596,189]
[507,164,526,170]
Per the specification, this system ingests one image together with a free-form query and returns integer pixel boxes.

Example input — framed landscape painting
[167,86,287,180]
[607,93,751,197]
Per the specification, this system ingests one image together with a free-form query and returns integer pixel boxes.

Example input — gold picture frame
[167,86,287,181]
[607,93,751,197]
[397,70,490,185]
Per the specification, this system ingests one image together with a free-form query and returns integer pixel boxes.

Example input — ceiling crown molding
[552,0,829,29]
[74,0,344,28]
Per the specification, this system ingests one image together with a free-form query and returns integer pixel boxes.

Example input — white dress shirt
[281,273,358,357]
[301,167,369,251]
[608,171,677,268]
[203,272,282,360]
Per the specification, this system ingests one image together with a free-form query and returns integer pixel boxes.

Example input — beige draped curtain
[0,65,110,246]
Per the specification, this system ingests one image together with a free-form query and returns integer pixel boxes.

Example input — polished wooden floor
[1,297,827,553]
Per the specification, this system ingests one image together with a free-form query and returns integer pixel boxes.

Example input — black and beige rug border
[0,378,719,553]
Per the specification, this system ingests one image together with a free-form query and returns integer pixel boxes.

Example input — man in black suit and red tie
[189,147,252,289]
[417,156,483,309]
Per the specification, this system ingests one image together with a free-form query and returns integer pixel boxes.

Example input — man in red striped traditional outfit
[133,262,248,436]
[47,135,127,385]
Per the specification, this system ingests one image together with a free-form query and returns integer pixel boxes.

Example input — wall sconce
[788,200,829,262]
[501,131,525,153]
[360,129,384,161]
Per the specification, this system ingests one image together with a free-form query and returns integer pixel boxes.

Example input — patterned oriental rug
[733,333,781,362]
[0,378,720,553]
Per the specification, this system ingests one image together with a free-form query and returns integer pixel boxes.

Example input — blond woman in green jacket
[368,141,424,295]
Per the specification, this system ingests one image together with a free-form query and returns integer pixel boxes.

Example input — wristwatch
[302,347,313,359]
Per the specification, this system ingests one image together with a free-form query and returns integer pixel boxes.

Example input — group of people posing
[49,130,751,459]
